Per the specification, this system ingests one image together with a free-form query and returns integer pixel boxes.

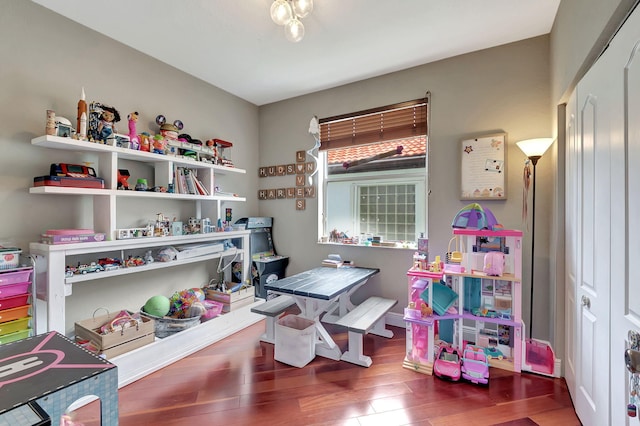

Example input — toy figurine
[139,132,151,152]
[159,123,179,141]
[96,105,121,142]
[152,134,166,154]
[153,115,183,155]
[117,169,130,190]
[127,112,140,150]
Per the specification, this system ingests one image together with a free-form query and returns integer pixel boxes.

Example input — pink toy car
[433,344,462,381]
[461,345,490,385]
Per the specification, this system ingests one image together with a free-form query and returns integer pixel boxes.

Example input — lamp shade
[516,138,554,158]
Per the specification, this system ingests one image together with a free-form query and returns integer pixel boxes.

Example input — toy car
[433,344,462,381]
[98,257,122,267]
[472,308,499,318]
[461,345,490,385]
[65,266,77,277]
[102,264,120,272]
[483,346,504,360]
[77,262,104,274]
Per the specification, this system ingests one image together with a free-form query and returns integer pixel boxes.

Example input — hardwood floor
[73,318,580,425]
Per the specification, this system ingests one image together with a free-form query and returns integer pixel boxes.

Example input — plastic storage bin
[274,315,316,368]
[0,316,31,336]
[0,248,21,270]
[0,328,31,344]
[0,294,30,310]
[0,282,30,298]
[525,338,556,376]
[0,304,30,323]
[0,269,32,285]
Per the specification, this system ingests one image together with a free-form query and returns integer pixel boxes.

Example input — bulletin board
[460,133,507,200]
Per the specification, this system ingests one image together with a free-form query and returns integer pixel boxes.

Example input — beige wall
[259,36,552,335]
[3,0,636,346]
[0,1,260,332]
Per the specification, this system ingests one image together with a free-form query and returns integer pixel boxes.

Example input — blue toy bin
[420,282,458,315]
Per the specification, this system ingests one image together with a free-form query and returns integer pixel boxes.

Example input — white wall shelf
[28,134,254,388]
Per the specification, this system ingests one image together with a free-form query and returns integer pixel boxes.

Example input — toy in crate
[140,288,209,338]
[75,309,155,358]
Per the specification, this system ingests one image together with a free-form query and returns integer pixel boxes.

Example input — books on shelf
[41,229,106,244]
[322,253,342,267]
[174,167,209,195]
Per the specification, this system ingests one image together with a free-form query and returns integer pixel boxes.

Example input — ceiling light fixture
[270,0,313,42]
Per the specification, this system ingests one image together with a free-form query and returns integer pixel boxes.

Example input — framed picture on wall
[460,133,507,200]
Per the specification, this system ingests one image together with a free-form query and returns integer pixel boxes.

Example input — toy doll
[127,112,140,150]
[96,105,121,142]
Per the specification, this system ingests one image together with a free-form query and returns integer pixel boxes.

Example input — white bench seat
[334,296,397,367]
[251,295,296,344]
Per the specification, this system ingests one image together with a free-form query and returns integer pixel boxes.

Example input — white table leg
[322,279,368,324]
[298,297,342,360]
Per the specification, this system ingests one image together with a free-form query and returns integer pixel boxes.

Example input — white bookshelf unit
[28,135,261,387]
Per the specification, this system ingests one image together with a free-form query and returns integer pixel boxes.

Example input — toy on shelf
[127,111,140,150]
[484,346,504,360]
[117,169,131,190]
[428,256,444,272]
[77,87,87,139]
[139,132,152,152]
[451,203,502,230]
[154,115,183,155]
[88,102,121,143]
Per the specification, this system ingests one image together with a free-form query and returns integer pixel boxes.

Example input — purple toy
[451,203,501,230]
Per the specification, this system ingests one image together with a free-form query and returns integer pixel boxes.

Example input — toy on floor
[461,344,490,384]
[433,343,462,381]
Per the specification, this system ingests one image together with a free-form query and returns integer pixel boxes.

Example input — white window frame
[318,152,427,244]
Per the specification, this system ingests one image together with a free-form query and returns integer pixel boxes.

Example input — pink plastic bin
[0,294,30,310]
[201,300,224,321]
[525,338,555,375]
[0,282,30,298]
[0,270,32,285]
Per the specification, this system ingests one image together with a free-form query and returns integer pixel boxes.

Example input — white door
[563,88,578,397]
[607,5,640,425]
[573,36,613,425]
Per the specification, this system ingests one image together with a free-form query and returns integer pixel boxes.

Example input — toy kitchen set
[235,217,289,299]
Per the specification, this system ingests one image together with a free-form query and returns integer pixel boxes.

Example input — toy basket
[201,300,224,321]
[445,237,465,264]
[140,308,201,338]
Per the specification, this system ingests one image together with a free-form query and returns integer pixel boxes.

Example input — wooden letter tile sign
[258,150,316,210]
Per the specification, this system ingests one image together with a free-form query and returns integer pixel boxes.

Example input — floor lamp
[516,138,554,340]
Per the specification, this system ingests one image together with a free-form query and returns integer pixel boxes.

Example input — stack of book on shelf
[174,167,209,195]
[322,254,354,268]
[41,229,106,245]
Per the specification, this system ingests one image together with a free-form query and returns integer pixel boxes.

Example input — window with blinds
[318,95,429,246]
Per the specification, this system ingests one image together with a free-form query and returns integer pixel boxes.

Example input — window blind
[319,97,428,151]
